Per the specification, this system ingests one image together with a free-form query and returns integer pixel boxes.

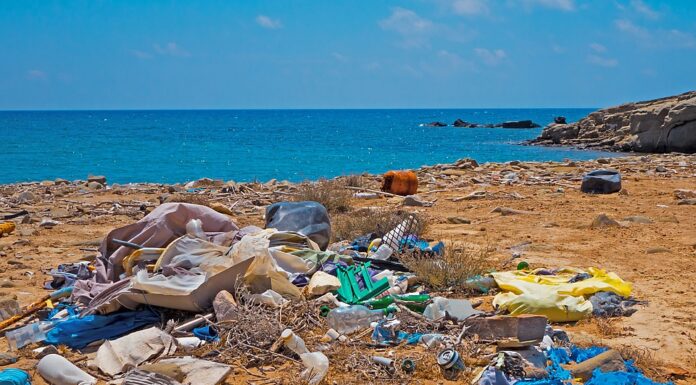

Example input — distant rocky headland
[530,91,696,153]
[423,119,541,129]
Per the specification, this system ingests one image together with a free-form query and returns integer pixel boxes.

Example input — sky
[1,0,695,109]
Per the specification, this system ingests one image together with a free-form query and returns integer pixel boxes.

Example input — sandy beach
[1,153,694,384]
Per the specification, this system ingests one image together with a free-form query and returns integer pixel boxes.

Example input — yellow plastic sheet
[491,267,632,322]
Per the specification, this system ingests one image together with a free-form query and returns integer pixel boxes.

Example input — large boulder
[531,91,696,153]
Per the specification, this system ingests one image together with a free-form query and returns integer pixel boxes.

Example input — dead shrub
[616,345,669,382]
[293,179,352,214]
[331,209,426,242]
[400,240,493,291]
[163,193,209,206]
[342,174,364,187]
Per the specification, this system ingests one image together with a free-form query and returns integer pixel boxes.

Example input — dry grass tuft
[342,174,365,187]
[616,345,669,382]
[163,193,209,206]
[293,179,352,214]
[331,209,426,243]
[400,240,494,291]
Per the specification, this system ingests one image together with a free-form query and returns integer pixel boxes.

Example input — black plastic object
[265,201,331,250]
[580,169,622,194]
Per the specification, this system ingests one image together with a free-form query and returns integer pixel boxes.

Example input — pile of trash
[0,200,669,385]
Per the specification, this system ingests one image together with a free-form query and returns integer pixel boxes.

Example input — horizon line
[0,106,599,112]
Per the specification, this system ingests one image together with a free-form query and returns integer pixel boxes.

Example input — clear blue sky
[1,0,694,109]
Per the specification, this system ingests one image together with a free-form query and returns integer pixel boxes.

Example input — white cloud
[615,19,696,49]
[26,69,47,80]
[332,52,348,62]
[521,0,575,11]
[630,0,659,19]
[587,54,618,67]
[551,44,565,53]
[153,42,190,57]
[451,0,489,15]
[589,43,607,53]
[256,15,282,29]
[379,7,434,47]
[474,48,506,65]
[131,49,153,59]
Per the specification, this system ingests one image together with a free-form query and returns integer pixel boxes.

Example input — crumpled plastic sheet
[492,267,633,322]
[589,291,640,317]
[45,308,161,349]
[513,346,673,385]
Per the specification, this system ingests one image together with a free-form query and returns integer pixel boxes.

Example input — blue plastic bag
[0,369,30,385]
[45,309,160,349]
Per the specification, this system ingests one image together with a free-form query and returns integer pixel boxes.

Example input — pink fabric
[95,203,239,282]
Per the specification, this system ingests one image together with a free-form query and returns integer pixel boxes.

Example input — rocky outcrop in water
[531,91,696,153]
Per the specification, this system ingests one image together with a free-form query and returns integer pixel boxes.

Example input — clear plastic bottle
[6,321,53,351]
[326,305,392,335]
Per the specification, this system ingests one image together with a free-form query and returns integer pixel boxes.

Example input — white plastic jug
[37,354,97,385]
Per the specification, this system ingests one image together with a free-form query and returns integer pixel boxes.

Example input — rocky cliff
[531,91,696,153]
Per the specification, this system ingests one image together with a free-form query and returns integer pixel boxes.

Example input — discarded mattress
[492,267,632,322]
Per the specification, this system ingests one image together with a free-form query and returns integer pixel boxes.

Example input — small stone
[18,227,37,237]
[0,297,21,321]
[655,166,668,173]
[33,345,59,359]
[87,181,104,190]
[646,247,671,254]
[0,352,18,366]
[54,178,70,185]
[674,189,696,200]
[17,191,36,204]
[463,191,487,200]
[403,195,432,207]
[622,216,652,224]
[447,216,471,224]
[0,280,16,288]
[596,158,611,164]
[213,290,238,322]
[50,207,71,218]
[590,213,621,229]
[87,174,107,185]
[39,218,61,228]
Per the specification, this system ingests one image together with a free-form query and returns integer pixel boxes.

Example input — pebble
[447,216,471,224]
[0,353,18,366]
[17,191,36,204]
[591,213,622,228]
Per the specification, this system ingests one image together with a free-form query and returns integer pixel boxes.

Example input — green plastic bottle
[361,294,430,313]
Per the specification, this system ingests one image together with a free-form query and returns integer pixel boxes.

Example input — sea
[0,109,618,184]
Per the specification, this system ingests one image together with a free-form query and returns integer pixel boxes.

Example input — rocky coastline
[529,91,696,153]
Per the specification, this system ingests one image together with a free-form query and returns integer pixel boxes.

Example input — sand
[0,153,694,384]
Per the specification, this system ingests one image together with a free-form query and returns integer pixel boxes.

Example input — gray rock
[403,195,432,207]
[0,352,17,366]
[87,175,107,185]
[17,191,36,204]
[54,178,70,185]
[447,216,471,224]
[532,91,696,153]
[591,213,621,229]
[213,290,238,322]
[39,218,61,228]
[87,181,104,190]
[622,216,653,224]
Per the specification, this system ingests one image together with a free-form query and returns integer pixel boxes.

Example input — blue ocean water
[0,109,616,184]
